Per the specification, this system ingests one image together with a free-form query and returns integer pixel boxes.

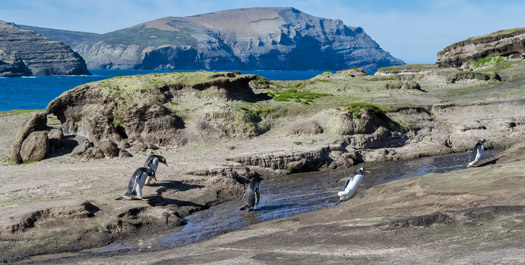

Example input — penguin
[467,138,488,167]
[143,155,168,185]
[116,167,155,201]
[240,174,264,211]
[336,167,370,205]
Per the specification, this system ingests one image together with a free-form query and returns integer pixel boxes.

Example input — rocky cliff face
[437,28,525,68]
[0,21,91,77]
[38,7,403,72]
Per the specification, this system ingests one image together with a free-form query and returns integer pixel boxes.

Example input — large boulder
[9,112,47,164]
[19,131,49,162]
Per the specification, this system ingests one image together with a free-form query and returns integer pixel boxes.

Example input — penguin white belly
[254,182,261,208]
[145,158,159,184]
[136,172,148,199]
[478,145,484,161]
[338,174,363,199]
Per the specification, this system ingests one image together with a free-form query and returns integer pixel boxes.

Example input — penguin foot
[141,198,150,201]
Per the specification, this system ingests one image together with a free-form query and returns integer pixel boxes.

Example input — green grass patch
[293,141,303,145]
[473,56,503,68]
[268,88,332,103]
[234,104,281,123]
[340,103,384,118]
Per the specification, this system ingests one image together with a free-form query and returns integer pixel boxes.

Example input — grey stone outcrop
[0,21,90,77]
[437,28,525,68]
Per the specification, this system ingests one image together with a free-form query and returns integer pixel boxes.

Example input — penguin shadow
[475,156,500,167]
[148,180,204,192]
[144,180,206,207]
[145,196,205,208]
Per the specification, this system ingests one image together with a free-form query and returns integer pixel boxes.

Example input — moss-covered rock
[46,71,260,151]
[335,103,400,135]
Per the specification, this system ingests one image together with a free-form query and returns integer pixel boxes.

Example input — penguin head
[356,167,371,175]
[159,156,168,167]
[479,138,488,144]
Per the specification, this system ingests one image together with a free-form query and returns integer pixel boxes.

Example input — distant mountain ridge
[22,7,404,72]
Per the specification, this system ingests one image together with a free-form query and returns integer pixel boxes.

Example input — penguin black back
[116,167,154,200]
[240,175,264,211]
[468,138,487,167]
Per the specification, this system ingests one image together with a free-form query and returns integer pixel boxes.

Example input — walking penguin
[116,167,155,201]
[467,138,488,167]
[336,167,370,205]
[143,155,168,185]
[240,174,264,211]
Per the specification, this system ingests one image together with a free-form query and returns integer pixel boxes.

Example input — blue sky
[1,0,524,64]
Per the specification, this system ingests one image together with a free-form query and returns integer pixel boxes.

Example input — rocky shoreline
[2,51,525,262]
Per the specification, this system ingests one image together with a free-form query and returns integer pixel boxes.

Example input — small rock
[71,140,91,156]
[285,121,323,136]
[80,147,105,161]
[97,139,119,157]
[47,128,63,151]
[119,149,133,158]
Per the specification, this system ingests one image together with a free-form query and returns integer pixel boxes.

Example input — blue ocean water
[0,69,326,111]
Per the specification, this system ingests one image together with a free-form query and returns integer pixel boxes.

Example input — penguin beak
[164,162,169,167]
[153,175,158,182]
[364,171,371,174]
